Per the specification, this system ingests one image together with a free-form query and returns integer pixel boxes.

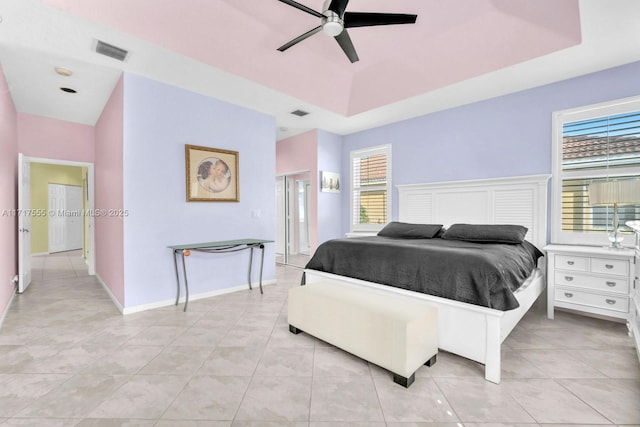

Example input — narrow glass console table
[168,238,272,311]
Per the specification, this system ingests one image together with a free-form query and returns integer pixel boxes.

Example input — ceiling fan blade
[277,25,323,52]
[328,0,349,16]
[344,12,417,28]
[334,30,359,63]
[277,0,324,18]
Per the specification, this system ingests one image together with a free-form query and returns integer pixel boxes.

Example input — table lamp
[588,179,640,248]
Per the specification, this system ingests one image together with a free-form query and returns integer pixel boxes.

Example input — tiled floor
[1,251,639,426]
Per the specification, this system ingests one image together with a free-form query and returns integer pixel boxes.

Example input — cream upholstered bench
[288,281,438,387]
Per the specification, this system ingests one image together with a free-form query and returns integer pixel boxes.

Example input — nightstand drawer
[555,288,628,313]
[554,272,629,294]
[556,255,588,271]
[591,258,629,276]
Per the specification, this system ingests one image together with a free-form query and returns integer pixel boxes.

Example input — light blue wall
[122,73,276,308]
[317,129,343,242]
[341,60,640,233]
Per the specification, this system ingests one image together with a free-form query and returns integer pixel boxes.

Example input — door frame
[276,170,309,266]
[20,155,96,276]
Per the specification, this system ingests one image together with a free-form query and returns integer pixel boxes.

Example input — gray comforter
[304,236,543,311]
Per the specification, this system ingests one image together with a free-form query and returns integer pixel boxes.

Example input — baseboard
[95,273,125,314]
[95,275,277,315]
[122,279,277,314]
[0,288,17,330]
[31,252,49,257]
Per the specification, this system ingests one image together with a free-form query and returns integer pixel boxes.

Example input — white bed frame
[304,174,551,383]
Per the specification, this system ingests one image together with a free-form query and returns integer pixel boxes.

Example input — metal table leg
[180,250,189,312]
[173,250,180,306]
[247,246,254,290]
[258,243,265,294]
[247,244,264,294]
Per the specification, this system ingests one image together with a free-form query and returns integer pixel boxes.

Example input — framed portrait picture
[320,171,341,193]
[185,144,239,202]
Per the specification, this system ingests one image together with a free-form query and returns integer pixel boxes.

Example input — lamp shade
[588,179,640,206]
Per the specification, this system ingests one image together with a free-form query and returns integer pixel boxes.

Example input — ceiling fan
[276,0,417,63]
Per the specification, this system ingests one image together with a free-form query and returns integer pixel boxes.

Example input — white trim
[95,273,124,314]
[0,290,17,330]
[551,95,640,247]
[30,252,49,257]
[276,170,310,177]
[23,155,96,275]
[122,280,277,315]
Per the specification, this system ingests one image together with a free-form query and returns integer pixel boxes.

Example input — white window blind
[552,97,640,246]
[350,145,391,231]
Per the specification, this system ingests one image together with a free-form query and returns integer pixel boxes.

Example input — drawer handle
[605,264,614,269]
[565,276,574,282]
[606,281,616,287]
[567,261,575,265]
[564,292,573,298]
[605,299,616,305]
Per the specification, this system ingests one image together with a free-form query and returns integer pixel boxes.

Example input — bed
[303,174,551,383]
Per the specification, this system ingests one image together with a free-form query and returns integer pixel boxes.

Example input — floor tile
[1,254,639,425]
[235,376,312,422]
[558,378,640,425]
[503,378,611,424]
[16,374,128,418]
[162,375,251,421]
[374,376,459,423]
[309,376,383,422]
[434,377,535,423]
[254,346,314,377]
[87,374,189,419]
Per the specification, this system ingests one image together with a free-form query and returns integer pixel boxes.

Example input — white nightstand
[544,244,635,321]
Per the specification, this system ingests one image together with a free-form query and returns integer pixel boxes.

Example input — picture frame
[320,171,341,193]
[185,144,239,202]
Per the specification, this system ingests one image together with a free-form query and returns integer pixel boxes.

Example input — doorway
[18,154,95,293]
[276,172,311,268]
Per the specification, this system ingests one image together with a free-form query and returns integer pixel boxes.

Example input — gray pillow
[377,222,443,239]
[441,224,528,244]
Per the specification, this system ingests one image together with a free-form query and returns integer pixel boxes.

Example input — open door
[17,153,32,293]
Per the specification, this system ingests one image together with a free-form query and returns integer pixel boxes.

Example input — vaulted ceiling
[1,0,639,140]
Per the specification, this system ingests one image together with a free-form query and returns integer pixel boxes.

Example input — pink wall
[95,76,125,305]
[0,67,18,319]
[276,130,319,251]
[17,113,95,163]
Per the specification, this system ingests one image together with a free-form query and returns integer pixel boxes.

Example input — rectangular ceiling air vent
[291,109,310,117]
[95,40,128,62]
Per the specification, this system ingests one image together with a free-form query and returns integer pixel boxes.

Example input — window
[350,145,391,232]
[551,96,640,246]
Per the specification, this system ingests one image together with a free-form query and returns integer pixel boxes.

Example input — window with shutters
[551,96,640,246]
[350,145,391,232]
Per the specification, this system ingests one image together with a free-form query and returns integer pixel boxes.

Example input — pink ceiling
[41,0,581,116]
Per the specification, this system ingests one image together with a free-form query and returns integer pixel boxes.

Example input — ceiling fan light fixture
[54,67,73,77]
[322,11,344,36]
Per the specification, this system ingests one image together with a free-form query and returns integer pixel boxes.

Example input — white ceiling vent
[95,40,128,62]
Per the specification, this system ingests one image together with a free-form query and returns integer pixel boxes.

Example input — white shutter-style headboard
[397,175,550,248]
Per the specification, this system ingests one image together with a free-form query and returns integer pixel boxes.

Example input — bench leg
[424,354,437,367]
[289,325,303,335]
[393,372,415,388]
